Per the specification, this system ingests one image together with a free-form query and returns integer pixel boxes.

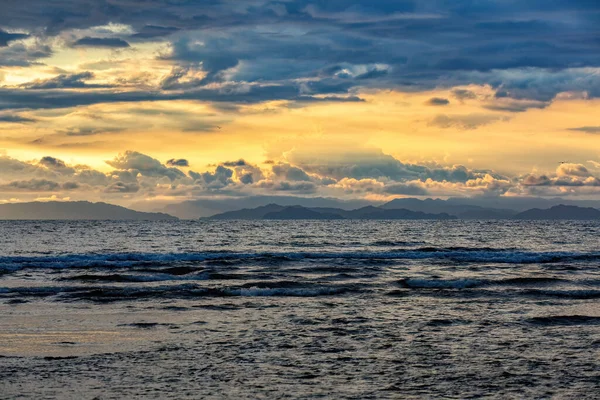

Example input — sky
[1,0,600,207]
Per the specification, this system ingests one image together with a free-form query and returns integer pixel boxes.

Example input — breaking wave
[2,247,600,274]
[0,283,360,302]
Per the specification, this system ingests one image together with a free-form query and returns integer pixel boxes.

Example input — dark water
[1,220,599,399]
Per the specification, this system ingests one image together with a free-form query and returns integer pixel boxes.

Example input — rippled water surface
[1,220,599,399]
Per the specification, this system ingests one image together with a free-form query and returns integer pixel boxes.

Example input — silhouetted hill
[263,206,345,220]
[355,208,456,220]
[514,205,600,220]
[152,195,600,219]
[0,201,177,220]
[208,204,286,220]
[158,196,376,219]
[309,206,382,219]
[382,197,516,218]
[207,205,456,220]
[445,196,600,212]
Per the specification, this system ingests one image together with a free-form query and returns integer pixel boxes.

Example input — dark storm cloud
[21,72,103,89]
[130,25,180,39]
[72,37,130,48]
[0,114,36,123]
[222,160,247,167]
[166,159,190,167]
[0,29,28,46]
[39,156,68,169]
[0,84,362,111]
[426,97,450,106]
[0,0,599,107]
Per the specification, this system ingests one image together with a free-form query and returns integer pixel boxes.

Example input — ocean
[1,220,599,399]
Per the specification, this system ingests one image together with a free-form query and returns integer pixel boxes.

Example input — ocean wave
[398,278,484,289]
[0,282,358,302]
[59,272,211,283]
[390,285,600,300]
[224,286,351,297]
[2,248,600,273]
[526,315,600,325]
[398,276,568,289]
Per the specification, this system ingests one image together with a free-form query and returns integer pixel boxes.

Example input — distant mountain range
[149,195,600,219]
[206,203,600,220]
[208,204,455,220]
[1,199,599,221]
[514,205,600,220]
[148,196,375,219]
[0,201,177,220]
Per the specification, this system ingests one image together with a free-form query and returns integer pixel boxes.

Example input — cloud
[383,182,428,196]
[0,114,36,123]
[451,89,477,101]
[72,37,130,48]
[58,126,125,136]
[429,114,508,130]
[483,97,548,113]
[106,151,186,181]
[222,159,247,167]
[521,164,600,189]
[0,1,597,106]
[21,72,101,89]
[556,163,592,178]
[0,83,360,111]
[568,126,600,134]
[0,29,28,46]
[131,25,180,39]
[39,156,68,169]
[0,155,51,180]
[425,97,450,106]
[3,147,600,201]
[166,159,189,167]
[589,161,600,169]
[105,182,140,193]
[190,165,234,188]
[272,163,313,182]
[0,40,52,67]
[3,179,61,191]
[284,146,509,185]
[255,180,317,193]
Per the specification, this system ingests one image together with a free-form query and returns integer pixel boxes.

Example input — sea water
[0,220,599,399]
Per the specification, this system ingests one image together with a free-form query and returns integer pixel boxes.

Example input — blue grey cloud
[426,97,450,106]
[72,37,130,48]
[0,114,36,123]
[0,0,598,108]
[0,29,28,46]
[21,72,104,89]
[166,159,190,167]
